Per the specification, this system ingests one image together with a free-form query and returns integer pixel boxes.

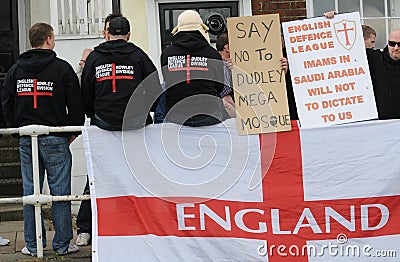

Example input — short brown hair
[104,13,123,30]
[29,23,53,48]
[362,25,376,40]
[216,33,229,51]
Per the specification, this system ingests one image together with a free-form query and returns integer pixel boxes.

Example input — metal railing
[0,125,90,258]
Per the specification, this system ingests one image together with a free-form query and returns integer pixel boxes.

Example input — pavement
[0,220,92,262]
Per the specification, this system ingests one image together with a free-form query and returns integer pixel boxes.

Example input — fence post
[31,135,44,258]
[0,125,87,258]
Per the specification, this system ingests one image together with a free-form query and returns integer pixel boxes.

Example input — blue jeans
[154,82,166,124]
[20,135,73,254]
[76,178,92,235]
[154,91,167,124]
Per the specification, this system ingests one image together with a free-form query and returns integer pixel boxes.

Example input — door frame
[18,0,29,53]
[146,0,252,69]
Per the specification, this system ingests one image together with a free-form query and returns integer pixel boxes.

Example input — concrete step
[0,147,19,162]
[0,203,23,222]
[0,135,18,147]
[0,177,22,196]
[0,166,21,195]
[0,163,21,179]
[0,198,52,222]
[0,134,22,196]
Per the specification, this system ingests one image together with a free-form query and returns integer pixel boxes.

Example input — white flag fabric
[83,119,400,262]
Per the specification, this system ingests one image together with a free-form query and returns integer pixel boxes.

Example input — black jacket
[1,49,85,130]
[161,31,224,122]
[367,47,400,119]
[283,47,298,120]
[81,40,161,130]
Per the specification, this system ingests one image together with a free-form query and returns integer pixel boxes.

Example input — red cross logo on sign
[334,20,356,50]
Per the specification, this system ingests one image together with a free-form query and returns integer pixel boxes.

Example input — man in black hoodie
[161,10,227,127]
[1,23,84,256]
[324,11,400,119]
[74,13,125,248]
[81,16,161,130]
[366,29,400,119]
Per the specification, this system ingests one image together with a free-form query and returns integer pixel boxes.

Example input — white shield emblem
[334,20,356,50]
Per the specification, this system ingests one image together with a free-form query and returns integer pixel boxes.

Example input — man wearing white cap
[161,10,227,126]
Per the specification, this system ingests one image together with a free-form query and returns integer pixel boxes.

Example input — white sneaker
[56,242,79,255]
[21,246,36,257]
[76,233,91,246]
[0,237,10,246]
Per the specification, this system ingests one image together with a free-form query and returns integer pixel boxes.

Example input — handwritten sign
[227,14,291,135]
[282,12,378,127]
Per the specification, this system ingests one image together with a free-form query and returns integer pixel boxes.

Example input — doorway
[0,0,19,82]
[159,2,238,51]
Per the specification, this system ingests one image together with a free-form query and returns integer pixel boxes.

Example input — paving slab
[0,220,92,262]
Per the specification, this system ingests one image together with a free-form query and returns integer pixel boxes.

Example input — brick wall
[251,0,306,22]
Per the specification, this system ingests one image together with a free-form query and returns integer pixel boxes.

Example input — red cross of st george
[17,79,52,109]
[168,54,208,83]
[96,122,400,261]
[96,63,134,92]
[337,22,355,46]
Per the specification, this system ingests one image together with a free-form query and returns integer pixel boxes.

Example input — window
[49,0,119,38]
[307,0,400,49]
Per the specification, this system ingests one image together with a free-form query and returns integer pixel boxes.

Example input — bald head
[389,29,400,38]
[388,29,400,61]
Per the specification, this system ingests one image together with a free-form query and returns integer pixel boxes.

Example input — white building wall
[54,37,104,70]
[30,0,51,24]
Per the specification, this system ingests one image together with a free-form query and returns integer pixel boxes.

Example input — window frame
[306,0,400,49]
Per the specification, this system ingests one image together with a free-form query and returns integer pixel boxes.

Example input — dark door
[0,0,19,82]
[112,0,121,14]
[0,0,21,196]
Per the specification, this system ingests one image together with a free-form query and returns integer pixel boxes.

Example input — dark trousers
[76,179,92,235]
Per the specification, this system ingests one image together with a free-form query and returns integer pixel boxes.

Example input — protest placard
[227,14,291,135]
[282,12,378,127]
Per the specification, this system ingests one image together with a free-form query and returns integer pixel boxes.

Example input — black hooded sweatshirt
[367,47,400,119]
[161,31,224,122]
[81,40,161,130]
[2,49,85,130]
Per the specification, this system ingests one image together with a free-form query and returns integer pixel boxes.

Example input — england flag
[83,119,400,261]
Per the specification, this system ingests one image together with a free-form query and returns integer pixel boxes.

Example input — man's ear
[225,44,229,52]
[46,36,54,47]
[126,32,131,41]
[105,31,111,41]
